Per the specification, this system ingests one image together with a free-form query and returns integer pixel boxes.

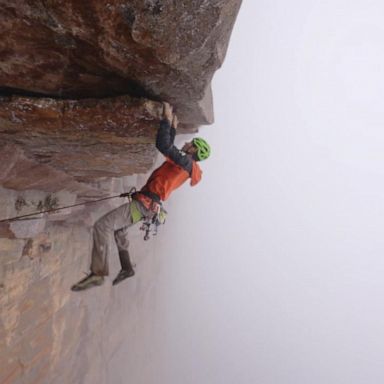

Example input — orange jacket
[140,119,203,201]
[141,157,202,201]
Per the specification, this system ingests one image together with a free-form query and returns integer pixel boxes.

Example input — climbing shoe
[71,273,104,291]
[112,269,135,286]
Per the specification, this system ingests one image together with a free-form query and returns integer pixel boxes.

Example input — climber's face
[182,141,197,155]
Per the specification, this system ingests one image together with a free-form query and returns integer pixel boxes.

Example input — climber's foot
[112,269,135,286]
[71,273,104,291]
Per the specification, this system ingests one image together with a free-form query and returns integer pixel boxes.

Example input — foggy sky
[142,1,384,383]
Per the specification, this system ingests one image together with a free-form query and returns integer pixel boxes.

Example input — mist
[130,1,384,383]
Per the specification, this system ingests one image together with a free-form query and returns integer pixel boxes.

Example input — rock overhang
[0,0,242,186]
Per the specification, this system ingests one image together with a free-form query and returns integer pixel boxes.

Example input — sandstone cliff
[0,1,242,383]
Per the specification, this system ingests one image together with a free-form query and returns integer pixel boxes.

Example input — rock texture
[0,95,163,182]
[0,0,242,125]
[0,1,243,383]
[0,0,242,189]
[0,175,164,384]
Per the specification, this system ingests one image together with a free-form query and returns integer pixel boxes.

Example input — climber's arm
[156,119,192,173]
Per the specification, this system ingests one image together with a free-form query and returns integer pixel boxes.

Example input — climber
[71,102,211,291]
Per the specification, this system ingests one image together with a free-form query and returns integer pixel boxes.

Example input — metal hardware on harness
[140,209,161,241]
[140,220,152,241]
[132,192,166,241]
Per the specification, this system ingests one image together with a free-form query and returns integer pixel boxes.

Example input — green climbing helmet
[192,137,211,161]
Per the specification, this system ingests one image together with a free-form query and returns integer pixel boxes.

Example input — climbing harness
[0,187,137,223]
[131,192,167,241]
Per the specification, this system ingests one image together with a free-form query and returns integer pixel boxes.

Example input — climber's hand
[162,102,173,123]
[171,114,178,130]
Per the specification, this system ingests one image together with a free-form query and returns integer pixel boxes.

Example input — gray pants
[90,201,151,276]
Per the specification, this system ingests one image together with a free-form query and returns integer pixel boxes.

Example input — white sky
[147,1,384,383]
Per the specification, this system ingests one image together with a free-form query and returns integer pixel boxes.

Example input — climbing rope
[0,187,137,223]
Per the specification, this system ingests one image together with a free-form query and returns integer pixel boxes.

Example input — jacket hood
[190,161,202,186]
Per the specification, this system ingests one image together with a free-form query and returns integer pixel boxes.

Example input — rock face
[0,95,163,182]
[0,2,242,383]
[0,176,164,384]
[0,0,242,188]
[0,0,242,125]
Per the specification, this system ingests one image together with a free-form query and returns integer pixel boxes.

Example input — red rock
[0,3,243,382]
[0,96,162,182]
[0,0,242,125]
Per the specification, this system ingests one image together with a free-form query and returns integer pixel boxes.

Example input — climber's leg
[112,200,153,285]
[113,227,135,282]
[71,203,133,291]
[90,203,133,276]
